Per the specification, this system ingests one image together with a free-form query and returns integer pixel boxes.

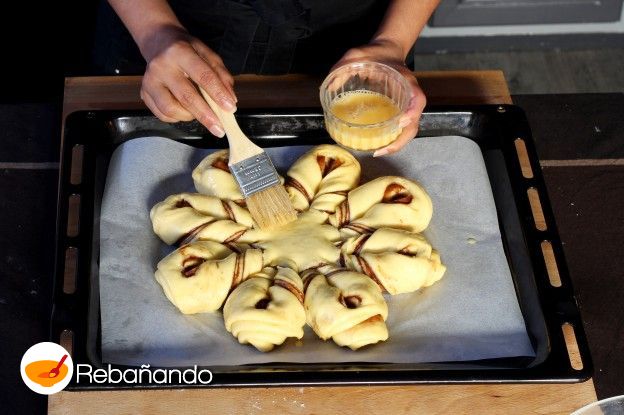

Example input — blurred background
[3,0,623,100]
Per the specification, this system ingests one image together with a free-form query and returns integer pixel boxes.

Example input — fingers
[141,35,238,137]
[180,48,236,112]
[213,65,237,103]
[372,71,426,157]
[373,79,425,157]
[373,121,418,157]
[141,81,194,122]
[398,73,426,129]
[141,90,178,123]
[191,40,237,103]
[330,47,366,72]
[326,48,372,93]
[325,70,353,93]
[328,44,428,157]
[166,74,225,137]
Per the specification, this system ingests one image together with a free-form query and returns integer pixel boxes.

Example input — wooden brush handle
[199,87,263,164]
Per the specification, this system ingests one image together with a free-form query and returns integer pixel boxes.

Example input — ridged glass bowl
[320,61,411,151]
[572,395,624,415]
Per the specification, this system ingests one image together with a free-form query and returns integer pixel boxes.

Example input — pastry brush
[199,88,298,229]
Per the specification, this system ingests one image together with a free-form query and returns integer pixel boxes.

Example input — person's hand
[332,39,426,157]
[139,26,237,137]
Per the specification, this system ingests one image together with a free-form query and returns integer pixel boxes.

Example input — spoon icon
[43,354,68,379]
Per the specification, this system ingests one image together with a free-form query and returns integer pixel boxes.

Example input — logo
[20,342,73,395]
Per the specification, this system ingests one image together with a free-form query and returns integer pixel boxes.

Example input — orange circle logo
[20,342,73,395]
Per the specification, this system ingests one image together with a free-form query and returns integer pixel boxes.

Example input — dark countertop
[514,94,624,400]
[0,93,622,414]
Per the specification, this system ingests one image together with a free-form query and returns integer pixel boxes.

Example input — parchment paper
[99,136,535,366]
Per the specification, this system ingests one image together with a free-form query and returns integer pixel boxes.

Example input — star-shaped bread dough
[150,145,445,351]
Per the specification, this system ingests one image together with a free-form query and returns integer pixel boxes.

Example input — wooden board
[50,70,597,415]
[62,70,512,119]
[49,383,595,415]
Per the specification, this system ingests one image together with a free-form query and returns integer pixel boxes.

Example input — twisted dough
[329,176,433,236]
[150,145,447,353]
[224,266,306,352]
[150,193,259,245]
[192,150,285,204]
[302,265,388,350]
[192,150,244,203]
[341,228,446,295]
[285,145,361,213]
[150,195,341,271]
[155,240,263,314]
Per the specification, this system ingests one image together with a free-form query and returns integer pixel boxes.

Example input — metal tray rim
[51,105,593,389]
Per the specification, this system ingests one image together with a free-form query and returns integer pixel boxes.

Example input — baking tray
[51,105,593,389]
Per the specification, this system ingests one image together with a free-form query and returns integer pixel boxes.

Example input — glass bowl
[571,395,624,415]
[319,61,411,151]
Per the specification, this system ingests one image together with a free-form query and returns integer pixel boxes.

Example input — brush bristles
[246,184,298,230]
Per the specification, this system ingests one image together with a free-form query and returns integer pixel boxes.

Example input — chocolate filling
[232,254,244,289]
[301,270,317,293]
[356,256,386,292]
[339,253,347,268]
[339,294,362,309]
[353,234,371,255]
[317,191,349,214]
[211,158,231,172]
[175,221,211,245]
[363,314,384,323]
[316,155,344,177]
[255,298,271,309]
[275,279,305,304]
[343,223,375,235]
[224,243,242,254]
[285,177,312,202]
[174,199,192,209]
[382,183,413,204]
[324,267,346,278]
[181,256,206,277]
[225,229,246,243]
[336,200,350,227]
[221,200,235,221]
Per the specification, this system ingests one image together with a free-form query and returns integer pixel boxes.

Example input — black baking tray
[51,105,592,390]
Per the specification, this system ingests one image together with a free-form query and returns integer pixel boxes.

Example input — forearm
[108,0,186,60]
[372,0,440,60]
